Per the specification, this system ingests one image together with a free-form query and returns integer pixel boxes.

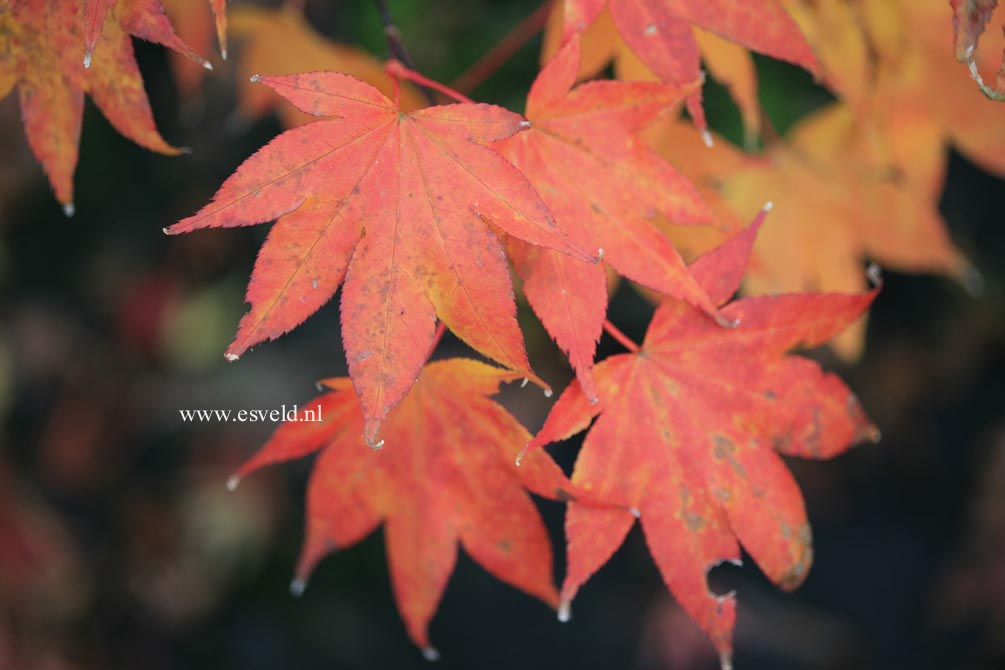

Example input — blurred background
[0,0,1003,668]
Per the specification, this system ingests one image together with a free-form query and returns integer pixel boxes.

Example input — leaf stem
[450,0,554,95]
[603,319,640,353]
[373,0,438,106]
[387,61,475,104]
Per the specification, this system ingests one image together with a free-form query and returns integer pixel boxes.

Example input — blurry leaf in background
[228,5,424,129]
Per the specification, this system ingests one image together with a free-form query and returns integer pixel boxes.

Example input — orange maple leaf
[167,69,593,446]
[496,36,724,399]
[0,0,207,211]
[523,221,878,668]
[231,358,574,658]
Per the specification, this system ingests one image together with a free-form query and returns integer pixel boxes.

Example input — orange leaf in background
[647,101,972,359]
[525,222,878,669]
[232,359,574,658]
[542,5,763,143]
[167,70,593,446]
[554,0,816,132]
[160,0,229,100]
[227,5,424,128]
[0,0,207,210]
[496,36,723,399]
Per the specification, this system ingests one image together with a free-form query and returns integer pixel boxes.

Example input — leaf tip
[597,247,604,261]
[763,200,774,212]
[627,507,641,518]
[543,387,553,398]
[225,475,241,492]
[249,74,261,83]
[83,52,92,69]
[370,439,385,450]
[557,599,572,623]
[203,60,213,72]
[289,577,307,597]
[719,650,734,670]
[221,47,228,62]
[519,120,531,130]
[224,352,240,362]
[62,202,75,218]
[421,647,440,662]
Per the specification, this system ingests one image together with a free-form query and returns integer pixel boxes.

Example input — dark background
[1,1,1003,669]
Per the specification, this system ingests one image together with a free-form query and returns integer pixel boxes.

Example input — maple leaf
[231,358,574,657]
[160,0,230,99]
[227,5,424,127]
[495,36,724,399]
[523,221,878,668]
[166,69,592,446]
[0,0,207,210]
[647,103,972,359]
[555,0,817,132]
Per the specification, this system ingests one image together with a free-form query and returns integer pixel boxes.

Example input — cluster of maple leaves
[1,0,1000,667]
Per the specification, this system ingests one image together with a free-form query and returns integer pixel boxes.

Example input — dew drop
[763,200,774,212]
[515,448,528,467]
[370,439,385,450]
[422,647,441,662]
[543,388,553,398]
[224,352,240,362]
[83,52,92,69]
[202,60,213,71]
[221,48,228,61]
[311,278,319,289]
[644,23,657,36]
[520,378,529,388]
[518,120,531,129]
[290,577,307,597]
[249,74,261,83]
[315,380,325,391]
[63,202,75,217]
[557,600,572,622]
[628,507,641,518]
[866,262,883,288]
[701,128,714,148]
[226,475,241,492]
[597,248,605,261]
[719,650,734,670]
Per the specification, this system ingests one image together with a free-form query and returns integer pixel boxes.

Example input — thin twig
[603,319,640,353]
[373,0,438,105]
[388,60,474,103]
[450,0,554,95]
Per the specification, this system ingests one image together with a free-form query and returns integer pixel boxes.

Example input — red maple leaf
[167,68,593,447]
[496,35,722,399]
[231,358,575,658]
[559,0,818,130]
[0,0,209,210]
[523,220,879,668]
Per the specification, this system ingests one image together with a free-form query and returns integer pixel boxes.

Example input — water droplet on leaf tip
[514,450,526,467]
[543,388,553,398]
[250,74,261,82]
[311,278,319,289]
[221,48,228,61]
[422,647,440,662]
[763,201,774,212]
[83,52,92,68]
[701,128,714,148]
[597,248,604,260]
[719,651,734,670]
[628,507,641,518]
[520,378,529,388]
[370,439,385,450]
[962,265,985,296]
[290,577,307,597]
[518,120,531,129]
[224,352,240,362]
[203,60,213,71]
[63,202,75,217]
[557,600,572,622]
[866,263,882,287]
[315,381,324,391]
[226,475,240,491]
[162,227,170,235]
